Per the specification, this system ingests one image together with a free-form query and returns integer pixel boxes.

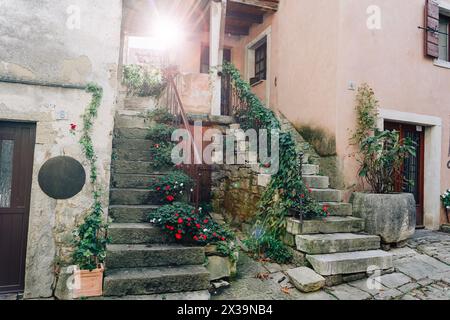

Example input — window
[251,41,267,85]
[438,15,449,61]
[200,45,210,74]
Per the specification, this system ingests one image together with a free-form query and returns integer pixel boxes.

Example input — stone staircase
[103,110,210,299]
[286,162,394,283]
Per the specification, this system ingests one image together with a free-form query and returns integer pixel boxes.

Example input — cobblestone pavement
[212,230,450,300]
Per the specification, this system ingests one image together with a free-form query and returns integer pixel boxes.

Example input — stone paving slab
[213,230,450,301]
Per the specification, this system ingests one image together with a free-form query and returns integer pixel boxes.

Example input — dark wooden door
[0,121,36,294]
[384,122,425,227]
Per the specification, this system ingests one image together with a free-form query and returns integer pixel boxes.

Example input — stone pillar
[210,0,227,116]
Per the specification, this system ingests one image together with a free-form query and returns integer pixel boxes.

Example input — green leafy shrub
[147,107,176,124]
[152,171,194,204]
[244,233,293,264]
[147,123,176,142]
[441,189,450,208]
[296,125,336,157]
[149,202,234,244]
[351,84,416,194]
[122,64,166,98]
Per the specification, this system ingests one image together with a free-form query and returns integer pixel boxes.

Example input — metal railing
[163,67,204,208]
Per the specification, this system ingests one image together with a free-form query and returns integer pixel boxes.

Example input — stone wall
[0,0,122,298]
[212,164,267,227]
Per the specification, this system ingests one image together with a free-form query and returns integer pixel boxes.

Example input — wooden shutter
[425,0,440,58]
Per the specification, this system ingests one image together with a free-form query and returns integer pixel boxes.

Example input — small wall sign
[38,156,86,200]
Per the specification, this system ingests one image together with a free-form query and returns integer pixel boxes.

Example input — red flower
[154,144,160,149]
[165,185,171,191]
[175,234,182,240]
[175,213,179,217]
[187,218,192,222]
[221,237,226,241]
[213,232,217,237]
[166,195,175,202]
[263,163,271,168]
[300,194,305,199]
[187,223,191,227]
[166,225,171,230]
[193,236,199,241]
[177,230,182,234]
[308,188,312,193]
[323,205,329,212]
[203,219,209,224]
[196,224,201,229]
[177,218,183,224]
[156,187,161,191]
[70,123,77,130]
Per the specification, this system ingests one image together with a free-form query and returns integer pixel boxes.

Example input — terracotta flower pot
[73,264,104,299]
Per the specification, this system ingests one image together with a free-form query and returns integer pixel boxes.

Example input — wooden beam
[226,10,264,24]
[225,25,250,36]
[228,0,278,11]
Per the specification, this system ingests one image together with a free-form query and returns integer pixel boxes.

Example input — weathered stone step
[103,265,210,296]
[115,114,151,129]
[296,233,381,254]
[111,173,161,189]
[286,217,364,235]
[109,223,173,244]
[303,175,329,189]
[115,128,150,140]
[106,244,205,269]
[91,290,210,300]
[306,250,393,276]
[113,138,170,151]
[302,164,319,176]
[311,189,342,202]
[110,188,161,205]
[112,160,173,175]
[113,148,152,162]
[320,202,352,216]
[109,205,159,223]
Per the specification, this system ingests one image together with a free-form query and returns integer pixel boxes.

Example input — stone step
[320,202,353,216]
[303,176,329,189]
[106,244,205,269]
[302,164,319,176]
[286,217,365,235]
[91,290,210,300]
[109,205,159,223]
[311,189,342,202]
[306,250,393,276]
[109,223,173,244]
[296,233,381,254]
[113,148,153,162]
[112,160,173,175]
[103,265,210,296]
[115,114,151,129]
[115,128,150,140]
[111,173,161,189]
[110,188,161,205]
[113,138,166,151]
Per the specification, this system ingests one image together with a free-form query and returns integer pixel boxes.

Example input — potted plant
[71,194,109,298]
[350,84,417,246]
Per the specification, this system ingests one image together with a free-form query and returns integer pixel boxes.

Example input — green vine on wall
[222,63,327,252]
[72,83,109,271]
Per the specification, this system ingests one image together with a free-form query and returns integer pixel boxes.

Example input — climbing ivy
[222,63,327,242]
[72,83,109,271]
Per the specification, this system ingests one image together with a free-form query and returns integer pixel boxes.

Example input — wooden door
[0,121,36,294]
[384,122,425,227]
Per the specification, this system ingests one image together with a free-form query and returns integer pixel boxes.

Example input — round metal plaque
[38,156,86,200]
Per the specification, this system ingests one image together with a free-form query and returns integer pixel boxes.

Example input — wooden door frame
[0,121,36,294]
[384,121,425,227]
[378,109,442,230]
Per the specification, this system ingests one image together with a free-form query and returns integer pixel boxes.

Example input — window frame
[253,41,267,84]
[438,14,450,62]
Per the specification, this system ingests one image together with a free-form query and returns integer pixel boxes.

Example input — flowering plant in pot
[441,189,450,223]
[350,84,417,245]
